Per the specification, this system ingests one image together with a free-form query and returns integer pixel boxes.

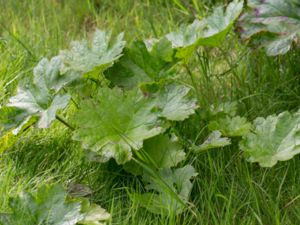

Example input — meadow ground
[1,0,300,224]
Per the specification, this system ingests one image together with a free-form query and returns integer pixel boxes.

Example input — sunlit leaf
[166,0,243,58]
[79,199,111,225]
[0,185,110,225]
[60,29,126,79]
[208,115,252,137]
[72,87,165,164]
[240,110,300,167]
[194,130,231,152]
[8,86,70,128]
[142,82,198,121]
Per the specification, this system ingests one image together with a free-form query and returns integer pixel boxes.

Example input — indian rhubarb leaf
[2,57,73,129]
[240,110,300,167]
[105,38,175,89]
[8,85,70,128]
[60,29,126,79]
[33,56,76,93]
[134,165,197,214]
[207,101,238,118]
[142,82,198,121]
[194,130,231,152]
[143,134,186,168]
[78,199,111,225]
[124,134,186,175]
[1,185,82,225]
[208,115,252,137]
[239,0,300,56]
[0,184,110,225]
[166,0,243,58]
[72,87,165,165]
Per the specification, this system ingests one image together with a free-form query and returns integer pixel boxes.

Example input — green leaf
[239,0,300,56]
[1,185,82,225]
[8,86,70,128]
[105,38,175,89]
[0,107,30,132]
[194,130,231,152]
[166,0,243,58]
[208,101,238,118]
[72,87,165,164]
[143,134,186,168]
[33,56,76,93]
[208,116,252,137]
[2,57,73,129]
[124,134,186,175]
[240,110,300,167]
[134,165,197,214]
[35,185,83,225]
[60,29,126,79]
[78,199,111,225]
[0,185,110,225]
[142,82,198,121]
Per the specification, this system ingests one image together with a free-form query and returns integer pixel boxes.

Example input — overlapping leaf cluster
[0,184,110,225]
[2,0,284,217]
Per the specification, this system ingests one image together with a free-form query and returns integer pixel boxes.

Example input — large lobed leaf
[0,184,110,225]
[208,115,252,137]
[1,57,71,130]
[240,110,300,167]
[60,29,126,79]
[201,101,251,137]
[105,38,175,89]
[73,82,197,165]
[239,0,300,56]
[194,130,231,153]
[166,0,243,58]
[143,134,186,169]
[141,82,198,121]
[124,134,186,175]
[134,165,197,215]
[72,87,165,165]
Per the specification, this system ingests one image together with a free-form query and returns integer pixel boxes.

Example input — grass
[1,0,300,224]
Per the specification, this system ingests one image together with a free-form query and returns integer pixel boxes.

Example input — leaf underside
[239,0,300,56]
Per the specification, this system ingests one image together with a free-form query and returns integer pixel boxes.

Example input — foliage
[72,87,165,165]
[194,130,231,152]
[201,101,252,137]
[141,82,198,121]
[124,134,186,175]
[4,1,294,220]
[105,39,175,89]
[240,110,300,167]
[208,116,252,137]
[1,57,72,129]
[60,29,126,79]
[134,165,197,215]
[0,184,110,225]
[239,0,300,56]
[166,0,243,58]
